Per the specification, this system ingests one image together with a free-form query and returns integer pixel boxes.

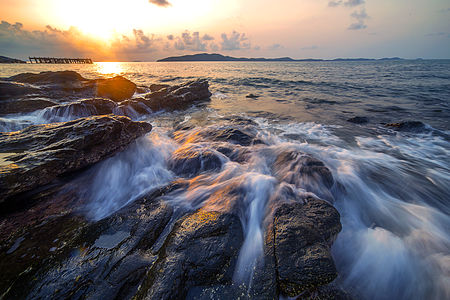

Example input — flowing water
[1,60,449,299]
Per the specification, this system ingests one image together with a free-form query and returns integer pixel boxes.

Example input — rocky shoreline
[0,71,351,299]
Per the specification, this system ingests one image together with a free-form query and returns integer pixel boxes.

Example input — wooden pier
[29,57,93,64]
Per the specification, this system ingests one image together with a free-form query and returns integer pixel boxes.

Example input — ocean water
[1,60,449,299]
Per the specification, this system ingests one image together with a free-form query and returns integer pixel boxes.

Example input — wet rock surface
[274,198,342,297]
[0,115,152,201]
[347,116,368,124]
[385,121,428,132]
[144,79,212,111]
[135,209,244,300]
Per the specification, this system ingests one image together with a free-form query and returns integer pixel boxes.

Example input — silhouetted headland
[157,53,404,62]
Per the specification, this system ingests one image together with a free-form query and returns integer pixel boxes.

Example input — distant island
[157,53,404,62]
[0,55,26,63]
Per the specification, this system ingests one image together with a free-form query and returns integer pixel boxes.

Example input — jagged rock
[118,99,152,115]
[135,209,244,300]
[246,94,260,99]
[41,98,117,121]
[274,198,342,297]
[169,144,224,178]
[95,76,137,101]
[7,70,88,86]
[273,151,334,200]
[144,79,211,111]
[296,283,354,300]
[0,186,174,299]
[149,83,170,92]
[347,116,368,124]
[0,115,152,201]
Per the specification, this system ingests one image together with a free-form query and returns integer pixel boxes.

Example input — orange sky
[0,0,449,60]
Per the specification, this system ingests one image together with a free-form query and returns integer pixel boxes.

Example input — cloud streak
[348,9,369,30]
[149,0,170,7]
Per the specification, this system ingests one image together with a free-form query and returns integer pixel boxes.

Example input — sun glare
[96,62,125,75]
[49,0,235,41]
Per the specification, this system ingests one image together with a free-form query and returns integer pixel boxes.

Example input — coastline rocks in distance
[0,115,152,202]
[274,197,342,297]
[135,209,244,300]
[144,79,212,111]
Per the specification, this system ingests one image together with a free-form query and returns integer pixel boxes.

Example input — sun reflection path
[95,62,125,76]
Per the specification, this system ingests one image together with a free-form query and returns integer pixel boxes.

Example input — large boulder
[135,209,244,300]
[95,76,137,101]
[6,71,136,102]
[274,197,342,297]
[0,81,41,100]
[0,115,152,201]
[144,79,211,111]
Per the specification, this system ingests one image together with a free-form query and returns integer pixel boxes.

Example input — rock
[347,116,368,124]
[0,81,41,100]
[6,71,137,103]
[41,98,117,121]
[201,127,259,146]
[169,144,224,178]
[273,151,334,200]
[149,83,170,92]
[145,79,211,111]
[0,55,26,63]
[0,98,57,115]
[135,209,244,300]
[274,198,342,297]
[96,76,137,101]
[8,70,88,85]
[0,187,174,299]
[246,93,260,99]
[296,283,354,300]
[118,99,152,115]
[385,121,428,132]
[0,115,152,201]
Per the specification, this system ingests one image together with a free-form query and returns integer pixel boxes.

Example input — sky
[0,0,449,61]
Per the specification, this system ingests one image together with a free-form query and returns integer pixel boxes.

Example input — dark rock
[96,76,137,101]
[274,198,342,297]
[0,55,26,63]
[0,115,152,201]
[135,209,244,300]
[0,98,57,115]
[202,127,258,146]
[145,79,211,111]
[7,71,136,103]
[8,70,87,85]
[118,99,152,115]
[347,116,368,124]
[149,83,170,92]
[0,188,174,299]
[273,151,334,200]
[385,121,428,132]
[246,93,260,99]
[41,98,117,121]
[296,283,354,300]
[169,144,223,178]
[0,81,41,100]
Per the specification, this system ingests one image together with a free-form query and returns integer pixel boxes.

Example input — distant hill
[0,55,26,63]
[157,53,404,62]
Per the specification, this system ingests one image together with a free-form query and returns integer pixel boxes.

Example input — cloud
[301,45,319,50]
[220,31,250,50]
[202,34,214,41]
[267,43,283,50]
[328,0,365,7]
[173,31,207,51]
[149,0,170,7]
[348,9,369,30]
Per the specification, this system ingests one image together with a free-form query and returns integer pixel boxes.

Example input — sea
[1,60,449,299]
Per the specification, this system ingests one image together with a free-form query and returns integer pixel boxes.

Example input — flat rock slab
[0,115,152,201]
